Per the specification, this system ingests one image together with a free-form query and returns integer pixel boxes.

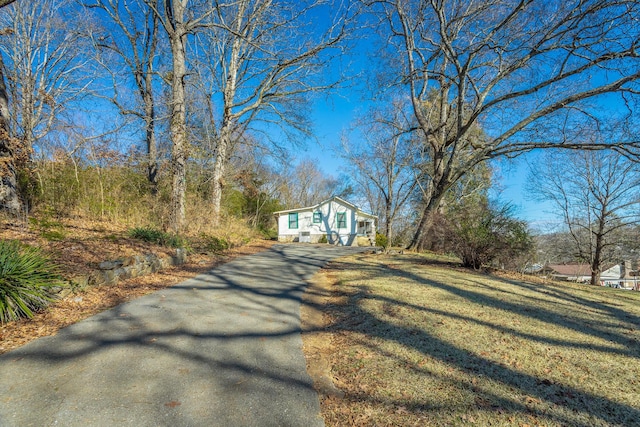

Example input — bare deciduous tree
[193,0,355,226]
[0,0,14,214]
[370,0,640,251]
[279,158,349,209]
[528,150,640,286]
[342,97,419,243]
[84,0,163,194]
[142,0,219,232]
[0,0,90,214]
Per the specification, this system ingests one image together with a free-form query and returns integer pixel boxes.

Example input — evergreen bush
[128,227,188,249]
[201,235,230,253]
[375,233,388,249]
[128,226,165,243]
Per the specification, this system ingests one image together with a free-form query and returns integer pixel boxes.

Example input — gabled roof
[273,196,377,218]
[546,263,591,277]
[600,264,622,281]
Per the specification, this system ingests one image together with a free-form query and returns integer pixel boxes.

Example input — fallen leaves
[0,232,275,355]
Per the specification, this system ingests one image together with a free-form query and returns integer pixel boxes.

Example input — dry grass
[0,215,275,354]
[308,252,640,427]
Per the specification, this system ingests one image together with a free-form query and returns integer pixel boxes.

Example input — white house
[600,261,639,289]
[273,196,377,246]
[545,263,592,282]
[544,262,639,290]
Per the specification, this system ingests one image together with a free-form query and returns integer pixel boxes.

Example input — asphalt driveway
[0,244,370,427]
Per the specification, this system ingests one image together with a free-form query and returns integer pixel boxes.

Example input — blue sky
[294,2,640,235]
[14,0,625,234]
[491,157,562,231]
[306,93,564,231]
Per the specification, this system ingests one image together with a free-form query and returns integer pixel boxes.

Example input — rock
[99,269,117,285]
[174,248,187,265]
[78,250,192,290]
[57,288,73,299]
[99,260,123,270]
[113,266,132,281]
[71,275,90,289]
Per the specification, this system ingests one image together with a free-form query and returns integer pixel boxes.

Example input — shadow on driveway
[0,244,369,427]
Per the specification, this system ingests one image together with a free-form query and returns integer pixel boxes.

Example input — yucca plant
[0,240,65,323]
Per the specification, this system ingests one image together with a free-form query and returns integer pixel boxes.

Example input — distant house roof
[523,263,544,274]
[546,264,591,277]
[273,196,377,219]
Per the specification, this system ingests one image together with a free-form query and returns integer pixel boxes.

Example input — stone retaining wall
[62,248,187,295]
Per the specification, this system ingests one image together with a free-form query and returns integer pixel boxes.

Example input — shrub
[162,233,188,249]
[318,234,328,244]
[128,227,187,249]
[258,226,278,240]
[128,226,165,243]
[201,235,230,253]
[375,233,389,249]
[0,241,65,323]
[449,201,533,270]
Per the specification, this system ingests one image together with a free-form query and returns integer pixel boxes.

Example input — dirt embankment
[1,217,276,354]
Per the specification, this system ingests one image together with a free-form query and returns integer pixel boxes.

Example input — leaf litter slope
[310,253,640,426]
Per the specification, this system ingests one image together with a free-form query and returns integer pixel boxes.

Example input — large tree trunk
[0,136,20,216]
[407,150,450,252]
[0,54,21,215]
[143,89,158,195]
[210,3,245,227]
[384,198,392,242]
[211,122,230,228]
[590,221,606,286]
[407,197,440,252]
[407,165,451,252]
[143,11,158,195]
[167,7,188,233]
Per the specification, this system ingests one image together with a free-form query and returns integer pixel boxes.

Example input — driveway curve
[0,244,370,427]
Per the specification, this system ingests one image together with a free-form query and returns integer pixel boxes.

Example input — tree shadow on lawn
[377,260,640,358]
[325,257,640,426]
[497,275,640,328]
[461,280,639,357]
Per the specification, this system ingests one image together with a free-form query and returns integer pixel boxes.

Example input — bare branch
[371,0,640,250]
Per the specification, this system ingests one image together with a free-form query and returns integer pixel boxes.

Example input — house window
[337,212,346,228]
[288,213,298,229]
[313,212,322,223]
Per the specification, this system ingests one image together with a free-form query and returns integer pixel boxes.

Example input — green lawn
[318,253,640,426]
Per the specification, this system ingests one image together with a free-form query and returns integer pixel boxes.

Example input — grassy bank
[313,253,640,426]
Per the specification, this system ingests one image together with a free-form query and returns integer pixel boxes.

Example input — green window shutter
[313,212,322,223]
[337,212,346,228]
[288,213,298,229]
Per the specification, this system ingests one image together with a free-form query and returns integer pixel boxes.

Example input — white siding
[277,211,314,236]
[275,197,376,245]
[319,199,355,235]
